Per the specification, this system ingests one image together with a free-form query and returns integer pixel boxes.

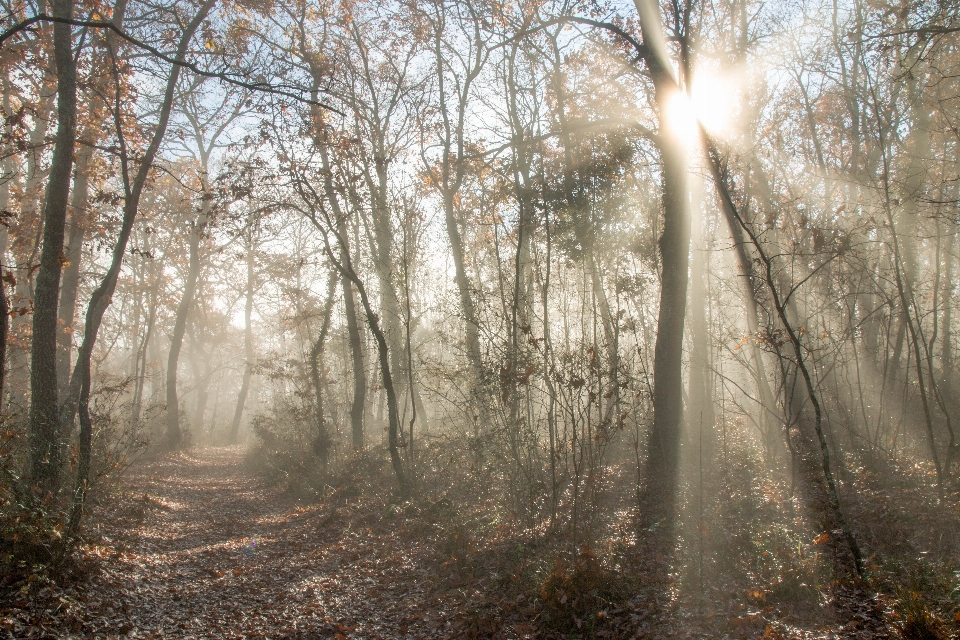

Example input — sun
[664,89,700,148]
[690,72,736,135]
[664,70,738,148]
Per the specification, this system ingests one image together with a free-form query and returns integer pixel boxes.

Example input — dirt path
[3,447,453,639]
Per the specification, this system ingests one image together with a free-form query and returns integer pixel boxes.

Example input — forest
[0,0,959,637]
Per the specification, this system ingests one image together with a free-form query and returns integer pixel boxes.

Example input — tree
[60,0,217,498]
[28,0,76,488]
[165,77,247,449]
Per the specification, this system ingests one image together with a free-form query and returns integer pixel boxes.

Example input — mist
[1,0,959,637]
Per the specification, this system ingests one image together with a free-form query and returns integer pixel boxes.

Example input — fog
[1,0,959,637]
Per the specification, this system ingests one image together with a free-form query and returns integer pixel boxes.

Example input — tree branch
[0,13,344,115]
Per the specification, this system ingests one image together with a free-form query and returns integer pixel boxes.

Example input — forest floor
[1,446,457,639]
[1,445,957,639]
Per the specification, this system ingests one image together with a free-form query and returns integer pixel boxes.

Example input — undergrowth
[245,414,960,639]
[0,378,147,602]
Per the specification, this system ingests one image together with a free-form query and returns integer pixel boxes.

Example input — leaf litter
[1,446,450,639]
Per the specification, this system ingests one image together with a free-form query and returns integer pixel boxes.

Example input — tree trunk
[29,0,77,488]
[8,78,56,416]
[229,229,255,444]
[310,271,338,470]
[623,1,692,527]
[429,13,486,387]
[314,144,367,451]
[343,272,366,451]
[338,252,407,493]
[443,194,484,377]
[646,122,689,505]
[0,78,13,414]
[60,0,215,471]
[166,205,206,449]
[132,226,163,427]
[294,146,405,490]
[56,144,91,401]
[368,150,407,407]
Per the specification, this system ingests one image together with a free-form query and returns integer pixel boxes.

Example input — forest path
[6,446,449,639]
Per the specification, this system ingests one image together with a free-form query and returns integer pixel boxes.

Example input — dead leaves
[1,447,446,638]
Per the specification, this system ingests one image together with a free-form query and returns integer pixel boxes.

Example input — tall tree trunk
[29,0,77,488]
[368,150,407,405]
[55,0,126,403]
[56,144,91,401]
[940,231,955,405]
[314,144,366,451]
[229,230,255,444]
[291,150,404,489]
[166,203,206,449]
[504,40,535,477]
[343,272,366,451]
[295,185,408,490]
[0,76,13,414]
[635,0,691,518]
[646,124,689,506]
[443,193,483,377]
[333,246,407,493]
[8,71,56,416]
[429,11,486,387]
[400,200,420,456]
[131,225,164,427]
[0,261,7,416]
[310,272,338,470]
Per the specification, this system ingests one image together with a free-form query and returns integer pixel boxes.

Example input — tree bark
[0,76,13,415]
[343,269,366,450]
[646,118,690,503]
[8,76,56,416]
[635,0,691,515]
[56,142,91,401]
[315,144,367,451]
[429,7,486,384]
[0,268,7,417]
[338,252,407,492]
[29,0,77,488]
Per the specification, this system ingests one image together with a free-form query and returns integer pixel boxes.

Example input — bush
[0,376,146,599]
[538,545,627,635]
[246,398,326,496]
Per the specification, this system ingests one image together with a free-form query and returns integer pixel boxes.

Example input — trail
[3,447,450,639]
